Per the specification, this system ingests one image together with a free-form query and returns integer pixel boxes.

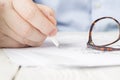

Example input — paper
[4,32,120,67]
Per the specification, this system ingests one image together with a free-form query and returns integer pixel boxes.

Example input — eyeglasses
[87,17,120,51]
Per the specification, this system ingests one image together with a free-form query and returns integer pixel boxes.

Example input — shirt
[34,0,120,31]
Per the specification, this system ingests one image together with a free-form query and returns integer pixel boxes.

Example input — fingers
[36,4,57,26]
[0,16,25,45]
[2,8,46,46]
[0,33,26,48]
[12,0,57,36]
[23,27,46,46]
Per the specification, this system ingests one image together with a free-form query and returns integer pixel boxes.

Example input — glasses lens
[92,18,120,46]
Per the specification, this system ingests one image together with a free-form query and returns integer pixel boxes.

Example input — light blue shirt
[34,0,120,31]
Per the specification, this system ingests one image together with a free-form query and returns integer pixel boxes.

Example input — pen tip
[49,36,59,47]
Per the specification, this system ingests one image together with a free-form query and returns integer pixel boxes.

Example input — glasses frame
[87,17,120,51]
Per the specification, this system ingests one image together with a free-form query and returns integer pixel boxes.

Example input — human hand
[0,0,57,48]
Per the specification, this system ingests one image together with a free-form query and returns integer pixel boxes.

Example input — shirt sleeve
[32,0,120,31]
[35,0,91,31]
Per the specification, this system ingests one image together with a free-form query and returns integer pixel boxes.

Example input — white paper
[4,32,120,67]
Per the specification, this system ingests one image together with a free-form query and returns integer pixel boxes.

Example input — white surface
[1,33,120,80]
[4,32,120,67]
[14,67,120,80]
[0,50,18,80]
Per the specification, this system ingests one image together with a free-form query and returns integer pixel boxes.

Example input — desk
[1,32,120,80]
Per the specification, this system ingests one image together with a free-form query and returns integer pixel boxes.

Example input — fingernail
[49,29,57,36]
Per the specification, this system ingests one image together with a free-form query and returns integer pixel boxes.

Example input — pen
[49,36,59,47]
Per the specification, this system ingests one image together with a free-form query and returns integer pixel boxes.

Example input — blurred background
[34,0,120,32]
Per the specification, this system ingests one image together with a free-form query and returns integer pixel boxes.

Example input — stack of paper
[4,32,120,67]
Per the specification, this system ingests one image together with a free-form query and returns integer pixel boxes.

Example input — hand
[0,0,57,48]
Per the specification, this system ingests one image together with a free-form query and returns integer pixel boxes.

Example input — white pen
[49,36,59,47]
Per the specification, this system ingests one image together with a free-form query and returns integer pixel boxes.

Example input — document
[4,32,120,67]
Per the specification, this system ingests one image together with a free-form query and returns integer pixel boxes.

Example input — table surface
[1,32,120,80]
